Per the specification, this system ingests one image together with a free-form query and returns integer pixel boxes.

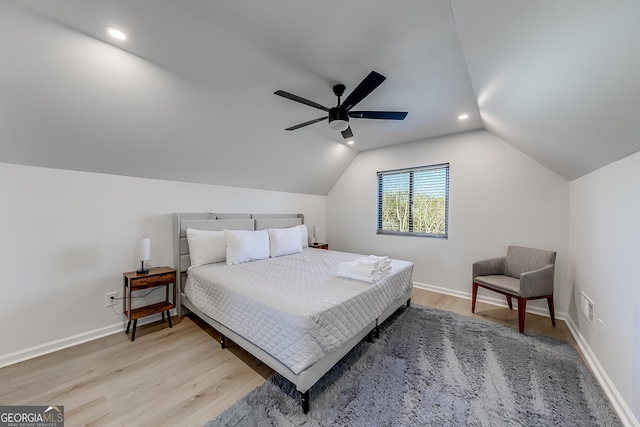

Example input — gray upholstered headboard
[253,214,306,231]
[172,213,304,307]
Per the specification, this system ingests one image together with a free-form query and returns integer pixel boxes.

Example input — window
[377,163,449,238]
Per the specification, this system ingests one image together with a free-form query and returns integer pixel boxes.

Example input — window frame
[376,163,450,239]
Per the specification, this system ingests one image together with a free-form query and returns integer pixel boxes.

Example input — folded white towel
[356,255,391,269]
[338,270,383,283]
[356,260,380,269]
[338,261,380,277]
[368,255,391,269]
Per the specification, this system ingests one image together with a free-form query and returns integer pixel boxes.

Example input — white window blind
[377,163,449,238]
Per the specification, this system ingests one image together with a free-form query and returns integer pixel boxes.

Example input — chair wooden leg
[506,296,513,310]
[517,298,526,333]
[472,282,478,313]
[547,296,556,327]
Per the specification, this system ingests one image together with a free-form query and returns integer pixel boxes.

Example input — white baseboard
[564,317,639,427]
[413,282,638,427]
[0,323,123,369]
[412,281,568,320]
[0,310,176,369]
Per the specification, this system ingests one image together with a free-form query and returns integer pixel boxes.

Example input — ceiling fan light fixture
[328,106,349,132]
[329,119,349,132]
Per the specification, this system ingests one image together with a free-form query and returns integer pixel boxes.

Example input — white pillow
[268,227,303,257]
[223,229,270,265]
[295,224,309,248]
[186,228,226,268]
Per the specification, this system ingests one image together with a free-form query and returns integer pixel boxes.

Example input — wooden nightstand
[309,243,329,250]
[122,266,176,342]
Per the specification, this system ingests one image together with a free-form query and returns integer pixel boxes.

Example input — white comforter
[184,248,413,374]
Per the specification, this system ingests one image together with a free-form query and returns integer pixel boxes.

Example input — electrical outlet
[105,291,118,307]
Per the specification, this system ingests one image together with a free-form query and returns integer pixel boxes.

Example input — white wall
[569,150,640,418]
[327,130,571,314]
[0,162,326,365]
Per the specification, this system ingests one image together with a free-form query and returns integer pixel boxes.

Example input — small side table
[122,266,176,342]
[309,243,329,250]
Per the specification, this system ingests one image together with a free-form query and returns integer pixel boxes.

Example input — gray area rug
[205,305,622,426]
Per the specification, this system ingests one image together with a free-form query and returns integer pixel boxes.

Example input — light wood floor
[0,288,578,427]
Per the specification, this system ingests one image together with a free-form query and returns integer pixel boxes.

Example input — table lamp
[135,237,150,274]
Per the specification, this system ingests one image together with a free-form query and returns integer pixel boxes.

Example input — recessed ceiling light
[347,140,354,145]
[106,27,127,40]
[458,114,469,120]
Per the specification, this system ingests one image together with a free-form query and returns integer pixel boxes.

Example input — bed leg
[220,335,226,349]
[374,324,380,339]
[301,391,310,414]
[366,329,376,343]
[407,298,411,308]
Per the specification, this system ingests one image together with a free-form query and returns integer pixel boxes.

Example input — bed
[172,213,414,412]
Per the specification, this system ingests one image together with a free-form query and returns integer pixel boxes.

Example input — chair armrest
[472,257,505,280]
[520,264,555,298]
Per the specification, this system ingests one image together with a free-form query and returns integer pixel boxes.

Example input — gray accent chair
[472,246,556,333]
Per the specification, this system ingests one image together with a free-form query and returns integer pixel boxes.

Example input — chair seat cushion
[474,275,521,296]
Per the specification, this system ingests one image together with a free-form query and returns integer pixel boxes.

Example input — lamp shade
[135,237,150,261]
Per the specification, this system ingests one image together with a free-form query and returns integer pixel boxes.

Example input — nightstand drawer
[130,272,175,289]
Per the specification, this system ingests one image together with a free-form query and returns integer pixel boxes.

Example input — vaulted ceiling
[1,1,639,195]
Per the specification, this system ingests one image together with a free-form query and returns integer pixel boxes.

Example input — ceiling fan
[274,71,408,140]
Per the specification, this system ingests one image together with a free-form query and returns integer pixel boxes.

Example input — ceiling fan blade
[285,116,328,131]
[348,111,408,120]
[340,71,387,112]
[341,126,353,139]
[274,90,329,112]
